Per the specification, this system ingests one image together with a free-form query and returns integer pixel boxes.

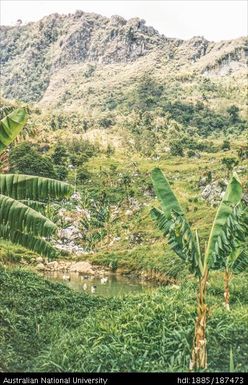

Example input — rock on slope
[0,10,247,105]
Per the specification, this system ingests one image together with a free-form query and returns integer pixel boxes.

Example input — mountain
[1,11,247,113]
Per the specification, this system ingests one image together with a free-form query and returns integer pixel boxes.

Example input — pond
[43,271,158,297]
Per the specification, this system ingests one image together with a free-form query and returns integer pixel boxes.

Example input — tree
[151,168,246,370]
[227,105,240,124]
[170,141,184,157]
[133,76,164,111]
[54,165,68,181]
[51,144,68,165]
[9,143,57,179]
[0,108,72,258]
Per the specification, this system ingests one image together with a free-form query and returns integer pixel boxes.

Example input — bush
[227,105,240,123]
[9,143,57,178]
[51,144,68,165]
[98,117,114,128]
[237,146,248,160]
[67,140,98,167]
[76,167,91,183]
[221,139,231,151]
[170,141,184,157]
[221,157,239,175]
[187,150,196,158]
[54,165,68,181]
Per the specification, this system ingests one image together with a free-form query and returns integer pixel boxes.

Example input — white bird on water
[100,277,108,284]
[62,274,70,281]
[91,285,97,293]
[81,275,90,280]
[83,283,87,291]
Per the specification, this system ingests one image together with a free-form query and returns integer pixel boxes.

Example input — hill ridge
[0,10,247,104]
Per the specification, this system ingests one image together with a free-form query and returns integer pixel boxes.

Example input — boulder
[36,263,45,271]
[69,261,94,274]
[200,179,227,205]
[59,226,81,241]
[46,261,59,270]
[55,242,86,256]
[198,176,208,187]
[201,184,212,199]
[125,209,133,216]
[71,192,81,201]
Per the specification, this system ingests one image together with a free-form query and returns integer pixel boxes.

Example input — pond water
[43,271,158,297]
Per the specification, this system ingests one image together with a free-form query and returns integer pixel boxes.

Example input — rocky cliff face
[51,12,169,66]
[0,10,247,103]
[0,11,170,100]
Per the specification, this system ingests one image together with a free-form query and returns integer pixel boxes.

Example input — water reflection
[43,271,157,297]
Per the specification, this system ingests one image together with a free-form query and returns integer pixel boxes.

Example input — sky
[0,0,247,41]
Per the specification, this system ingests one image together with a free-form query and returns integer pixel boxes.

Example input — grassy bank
[1,267,247,372]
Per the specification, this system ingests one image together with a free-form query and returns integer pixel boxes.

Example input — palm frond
[0,174,72,201]
[151,168,185,216]
[205,174,243,268]
[151,207,201,274]
[0,224,58,259]
[151,168,202,275]
[231,246,248,273]
[19,199,47,214]
[0,194,57,237]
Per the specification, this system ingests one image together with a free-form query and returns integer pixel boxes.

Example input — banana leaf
[205,174,243,268]
[0,108,27,154]
[0,174,72,201]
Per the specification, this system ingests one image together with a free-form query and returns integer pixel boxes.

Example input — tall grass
[0,267,247,372]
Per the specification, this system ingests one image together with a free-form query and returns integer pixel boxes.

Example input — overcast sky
[1,0,247,41]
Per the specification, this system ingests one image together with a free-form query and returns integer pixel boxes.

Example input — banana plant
[151,168,246,371]
[0,108,73,258]
[222,238,248,310]
[205,189,247,311]
[0,107,29,173]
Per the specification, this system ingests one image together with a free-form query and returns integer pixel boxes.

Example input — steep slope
[0,11,172,102]
[0,10,247,110]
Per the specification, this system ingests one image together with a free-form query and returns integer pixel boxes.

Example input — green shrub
[221,139,231,151]
[9,143,57,178]
[170,141,184,157]
[187,150,196,158]
[54,165,68,181]
[51,144,68,165]
[77,167,91,183]
[227,105,240,124]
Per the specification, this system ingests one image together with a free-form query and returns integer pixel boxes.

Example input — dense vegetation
[1,120,247,372]
[0,10,247,374]
[1,267,248,372]
[0,108,72,257]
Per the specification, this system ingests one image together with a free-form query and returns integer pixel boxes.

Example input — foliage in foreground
[0,108,28,153]
[0,108,73,257]
[0,267,247,372]
[151,168,247,369]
